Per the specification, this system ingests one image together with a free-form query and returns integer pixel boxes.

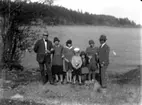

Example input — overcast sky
[32,0,142,24]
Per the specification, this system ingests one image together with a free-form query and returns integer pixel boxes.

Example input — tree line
[0,1,140,27]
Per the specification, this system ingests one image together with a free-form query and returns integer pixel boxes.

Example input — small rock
[11,93,24,100]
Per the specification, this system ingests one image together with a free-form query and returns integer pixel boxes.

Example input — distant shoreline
[43,24,142,29]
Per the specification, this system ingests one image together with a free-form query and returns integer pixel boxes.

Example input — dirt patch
[110,65,141,86]
[0,99,46,105]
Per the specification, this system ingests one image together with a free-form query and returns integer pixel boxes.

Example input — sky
[32,0,142,24]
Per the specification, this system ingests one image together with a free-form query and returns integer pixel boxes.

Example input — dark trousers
[39,62,53,83]
[100,65,108,88]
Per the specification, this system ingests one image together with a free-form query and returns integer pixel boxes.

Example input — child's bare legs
[73,75,76,84]
[68,70,72,83]
[55,74,59,82]
[78,75,82,84]
[92,71,96,82]
[60,74,63,82]
[66,72,69,83]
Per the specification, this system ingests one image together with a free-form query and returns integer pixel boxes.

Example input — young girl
[86,40,99,82]
[62,39,74,84]
[71,48,82,84]
[52,37,64,84]
[80,51,89,83]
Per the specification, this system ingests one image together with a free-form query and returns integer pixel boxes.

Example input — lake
[2,26,141,73]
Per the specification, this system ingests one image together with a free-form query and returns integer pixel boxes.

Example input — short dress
[52,45,64,75]
[71,55,82,76]
[86,46,98,71]
[62,46,74,72]
[81,57,89,74]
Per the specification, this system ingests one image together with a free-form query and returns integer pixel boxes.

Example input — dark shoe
[66,82,70,84]
[61,81,64,85]
[79,83,82,86]
[50,82,57,85]
[54,80,59,83]
[42,81,47,85]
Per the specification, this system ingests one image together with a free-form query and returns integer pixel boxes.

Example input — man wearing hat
[98,35,110,92]
[34,32,55,85]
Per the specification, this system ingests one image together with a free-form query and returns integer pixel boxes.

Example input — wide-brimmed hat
[54,37,60,42]
[74,47,80,52]
[89,40,95,44]
[43,31,49,36]
[99,35,107,41]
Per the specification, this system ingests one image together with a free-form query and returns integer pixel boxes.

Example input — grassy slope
[0,66,141,105]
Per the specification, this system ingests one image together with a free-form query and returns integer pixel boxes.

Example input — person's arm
[71,56,77,69]
[62,47,69,62]
[85,47,88,56]
[33,40,39,53]
[101,45,110,67]
[104,45,110,64]
[50,42,53,63]
[76,57,82,69]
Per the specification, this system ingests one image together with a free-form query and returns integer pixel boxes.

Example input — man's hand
[88,56,92,63]
[45,49,51,54]
[95,69,99,73]
[101,62,105,67]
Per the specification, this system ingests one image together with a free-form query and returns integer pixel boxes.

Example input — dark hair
[89,40,95,44]
[66,39,72,46]
[53,37,60,43]
[80,51,89,66]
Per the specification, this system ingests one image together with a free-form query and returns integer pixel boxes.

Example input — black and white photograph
[0,0,141,105]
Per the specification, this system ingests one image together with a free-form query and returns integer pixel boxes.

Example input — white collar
[43,38,47,42]
[65,46,73,49]
[101,43,106,48]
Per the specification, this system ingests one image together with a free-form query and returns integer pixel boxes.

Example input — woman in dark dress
[52,37,64,84]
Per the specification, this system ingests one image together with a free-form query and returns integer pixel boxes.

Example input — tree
[0,0,49,70]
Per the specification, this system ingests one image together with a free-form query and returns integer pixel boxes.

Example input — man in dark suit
[34,32,54,85]
[98,35,110,92]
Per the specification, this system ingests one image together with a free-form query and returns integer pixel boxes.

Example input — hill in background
[0,1,141,27]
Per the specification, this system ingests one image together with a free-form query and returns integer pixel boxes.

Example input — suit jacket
[98,44,110,66]
[34,39,53,63]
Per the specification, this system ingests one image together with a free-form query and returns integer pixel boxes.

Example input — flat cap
[43,31,49,36]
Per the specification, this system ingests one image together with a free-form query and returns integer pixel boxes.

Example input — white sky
[32,0,142,24]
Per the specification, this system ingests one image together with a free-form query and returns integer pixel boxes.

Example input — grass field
[0,26,141,105]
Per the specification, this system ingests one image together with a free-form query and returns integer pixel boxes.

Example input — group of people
[34,31,110,92]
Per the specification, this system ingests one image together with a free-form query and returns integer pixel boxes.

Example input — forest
[0,0,140,27]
